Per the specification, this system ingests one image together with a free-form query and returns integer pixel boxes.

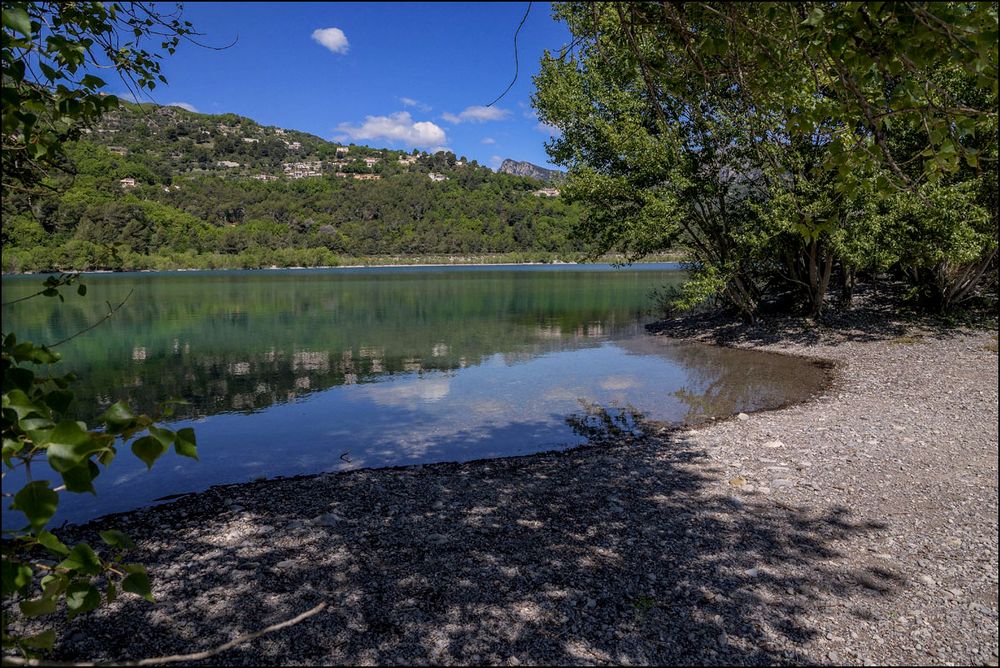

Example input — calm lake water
[2,265,827,525]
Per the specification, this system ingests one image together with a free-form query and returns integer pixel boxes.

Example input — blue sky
[130,2,570,169]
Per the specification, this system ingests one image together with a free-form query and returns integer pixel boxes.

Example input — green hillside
[2,102,589,272]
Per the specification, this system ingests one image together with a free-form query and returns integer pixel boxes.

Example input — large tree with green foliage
[533,1,997,317]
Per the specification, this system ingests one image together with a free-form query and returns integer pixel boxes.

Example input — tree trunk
[840,263,856,306]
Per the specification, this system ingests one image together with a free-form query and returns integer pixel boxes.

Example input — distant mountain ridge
[498,159,564,183]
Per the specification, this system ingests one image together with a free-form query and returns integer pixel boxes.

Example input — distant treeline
[2,103,591,272]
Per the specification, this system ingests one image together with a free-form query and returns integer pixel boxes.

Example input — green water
[2,265,828,524]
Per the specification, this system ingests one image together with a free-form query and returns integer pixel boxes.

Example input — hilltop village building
[282,161,323,179]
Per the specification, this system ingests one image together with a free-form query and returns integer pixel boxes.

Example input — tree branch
[2,602,327,667]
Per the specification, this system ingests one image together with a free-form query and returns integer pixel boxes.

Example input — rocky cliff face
[498,159,563,183]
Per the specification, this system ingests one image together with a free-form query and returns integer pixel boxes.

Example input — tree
[2,2,204,658]
[533,2,997,317]
[1,2,200,196]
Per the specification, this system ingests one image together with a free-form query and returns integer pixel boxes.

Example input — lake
[2,265,828,525]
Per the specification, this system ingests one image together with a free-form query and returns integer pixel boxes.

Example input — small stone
[315,513,342,526]
[917,574,936,587]
[729,475,747,487]
[718,632,728,646]
[762,440,784,448]
[736,413,750,422]
[586,598,597,608]
[275,559,297,569]
[745,568,759,577]
[828,651,840,662]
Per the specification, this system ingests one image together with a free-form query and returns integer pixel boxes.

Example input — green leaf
[3,389,46,421]
[58,542,103,576]
[46,420,105,473]
[19,597,57,618]
[44,389,75,415]
[99,401,136,431]
[22,629,56,650]
[148,424,174,448]
[802,7,825,27]
[37,530,70,556]
[2,6,32,37]
[12,481,59,533]
[131,435,166,470]
[19,416,55,432]
[1,561,33,597]
[100,529,135,550]
[40,573,69,598]
[60,459,100,494]
[77,283,87,296]
[122,570,154,602]
[65,581,102,619]
[174,427,198,460]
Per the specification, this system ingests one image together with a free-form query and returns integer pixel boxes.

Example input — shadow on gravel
[646,282,995,348]
[44,413,900,666]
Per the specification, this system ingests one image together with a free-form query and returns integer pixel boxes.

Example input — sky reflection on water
[1,266,827,525]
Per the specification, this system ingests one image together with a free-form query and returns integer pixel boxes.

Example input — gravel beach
[6,292,998,666]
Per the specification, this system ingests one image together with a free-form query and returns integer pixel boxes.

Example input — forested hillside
[2,102,589,272]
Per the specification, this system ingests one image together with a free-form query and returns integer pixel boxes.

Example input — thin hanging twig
[485,2,532,108]
[47,289,134,348]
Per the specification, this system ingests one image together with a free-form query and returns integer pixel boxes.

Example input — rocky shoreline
[5,294,998,666]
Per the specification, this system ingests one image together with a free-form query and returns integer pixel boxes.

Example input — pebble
[12,320,995,667]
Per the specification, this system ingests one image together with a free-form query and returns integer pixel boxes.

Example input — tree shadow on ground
[646,282,996,348]
[35,409,903,666]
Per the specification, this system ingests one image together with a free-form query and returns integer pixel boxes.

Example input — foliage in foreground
[2,275,198,658]
[3,2,203,659]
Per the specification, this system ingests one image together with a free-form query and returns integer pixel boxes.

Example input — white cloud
[400,97,431,112]
[489,155,503,168]
[363,377,451,407]
[335,111,447,149]
[481,137,496,145]
[535,120,561,136]
[113,90,146,104]
[311,27,349,54]
[167,101,198,113]
[441,105,511,124]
